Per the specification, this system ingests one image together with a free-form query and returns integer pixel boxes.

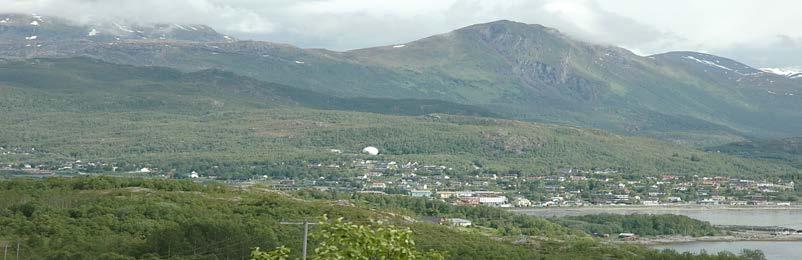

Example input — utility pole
[280,220,318,260]
[15,242,18,260]
[3,241,7,260]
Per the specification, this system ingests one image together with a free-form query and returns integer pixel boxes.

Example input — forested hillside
[0,177,761,259]
[3,15,801,144]
[0,58,797,178]
[711,137,802,169]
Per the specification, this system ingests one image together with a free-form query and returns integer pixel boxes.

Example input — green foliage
[555,214,723,237]
[312,216,444,260]
[739,249,766,260]
[0,177,757,259]
[251,246,291,260]
[712,137,802,169]
[296,191,570,237]
[644,248,765,260]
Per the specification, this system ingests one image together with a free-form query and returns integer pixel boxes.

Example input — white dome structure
[362,146,379,155]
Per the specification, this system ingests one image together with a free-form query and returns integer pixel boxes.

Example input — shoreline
[631,233,802,246]
[510,205,802,211]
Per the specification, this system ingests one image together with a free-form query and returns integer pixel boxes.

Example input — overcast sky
[3,0,801,68]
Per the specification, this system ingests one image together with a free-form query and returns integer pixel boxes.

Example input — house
[442,218,472,227]
[369,182,387,189]
[698,199,719,205]
[641,200,660,206]
[409,190,432,197]
[454,197,480,205]
[729,201,748,206]
[478,196,508,205]
[190,171,200,178]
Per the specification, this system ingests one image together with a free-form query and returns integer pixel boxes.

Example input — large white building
[479,196,507,205]
[362,146,379,155]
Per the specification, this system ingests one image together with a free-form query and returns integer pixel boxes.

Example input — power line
[280,220,320,260]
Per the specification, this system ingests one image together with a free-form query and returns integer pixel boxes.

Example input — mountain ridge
[2,14,801,145]
[0,57,796,177]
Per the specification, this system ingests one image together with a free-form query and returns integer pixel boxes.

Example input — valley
[0,10,800,260]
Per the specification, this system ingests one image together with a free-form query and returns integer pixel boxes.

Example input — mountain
[0,57,495,117]
[2,14,801,145]
[761,67,802,79]
[0,57,795,177]
[710,137,802,169]
[0,13,229,43]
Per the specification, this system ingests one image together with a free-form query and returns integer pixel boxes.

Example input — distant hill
[0,57,496,117]
[0,13,229,43]
[2,14,801,145]
[710,137,802,169]
[0,58,795,177]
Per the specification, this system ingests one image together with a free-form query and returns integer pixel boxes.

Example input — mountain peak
[457,19,560,35]
[0,13,232,42]
[652,51,762,75]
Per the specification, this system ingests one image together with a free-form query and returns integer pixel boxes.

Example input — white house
[479,196,508,205]
[442,218,472,227]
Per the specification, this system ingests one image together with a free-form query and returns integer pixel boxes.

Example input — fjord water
[514,207,802,229]
[652,241,802,260]
[515,207,802,259]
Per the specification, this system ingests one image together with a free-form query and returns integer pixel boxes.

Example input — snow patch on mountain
[760,67,802,78]
[113,22,134,33]
[684,56,736,72]
[29,20,39,26]
[0,18,10,23]
[392,44,406,48]
[88,28,99,36]
[25,35,37,40]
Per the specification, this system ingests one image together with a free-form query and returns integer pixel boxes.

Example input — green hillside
[3,16,801,144]
[711,137,802,169]
[0,58,796,178]
[0,177,760,259]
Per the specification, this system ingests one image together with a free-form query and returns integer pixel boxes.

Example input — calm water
[514,207,802,259]
[513,207,802,229]
[652,241,802,260]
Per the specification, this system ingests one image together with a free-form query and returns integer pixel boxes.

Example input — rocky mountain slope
[2,14,800,145]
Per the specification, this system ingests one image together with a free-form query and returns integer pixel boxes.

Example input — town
[2,146,799,208]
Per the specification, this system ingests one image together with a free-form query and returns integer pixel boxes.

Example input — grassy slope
[0,177,753,259]
[0,177,552,259]
[0,58,796,177]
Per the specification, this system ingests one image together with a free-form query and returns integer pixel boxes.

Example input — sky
[2,0,801,68]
